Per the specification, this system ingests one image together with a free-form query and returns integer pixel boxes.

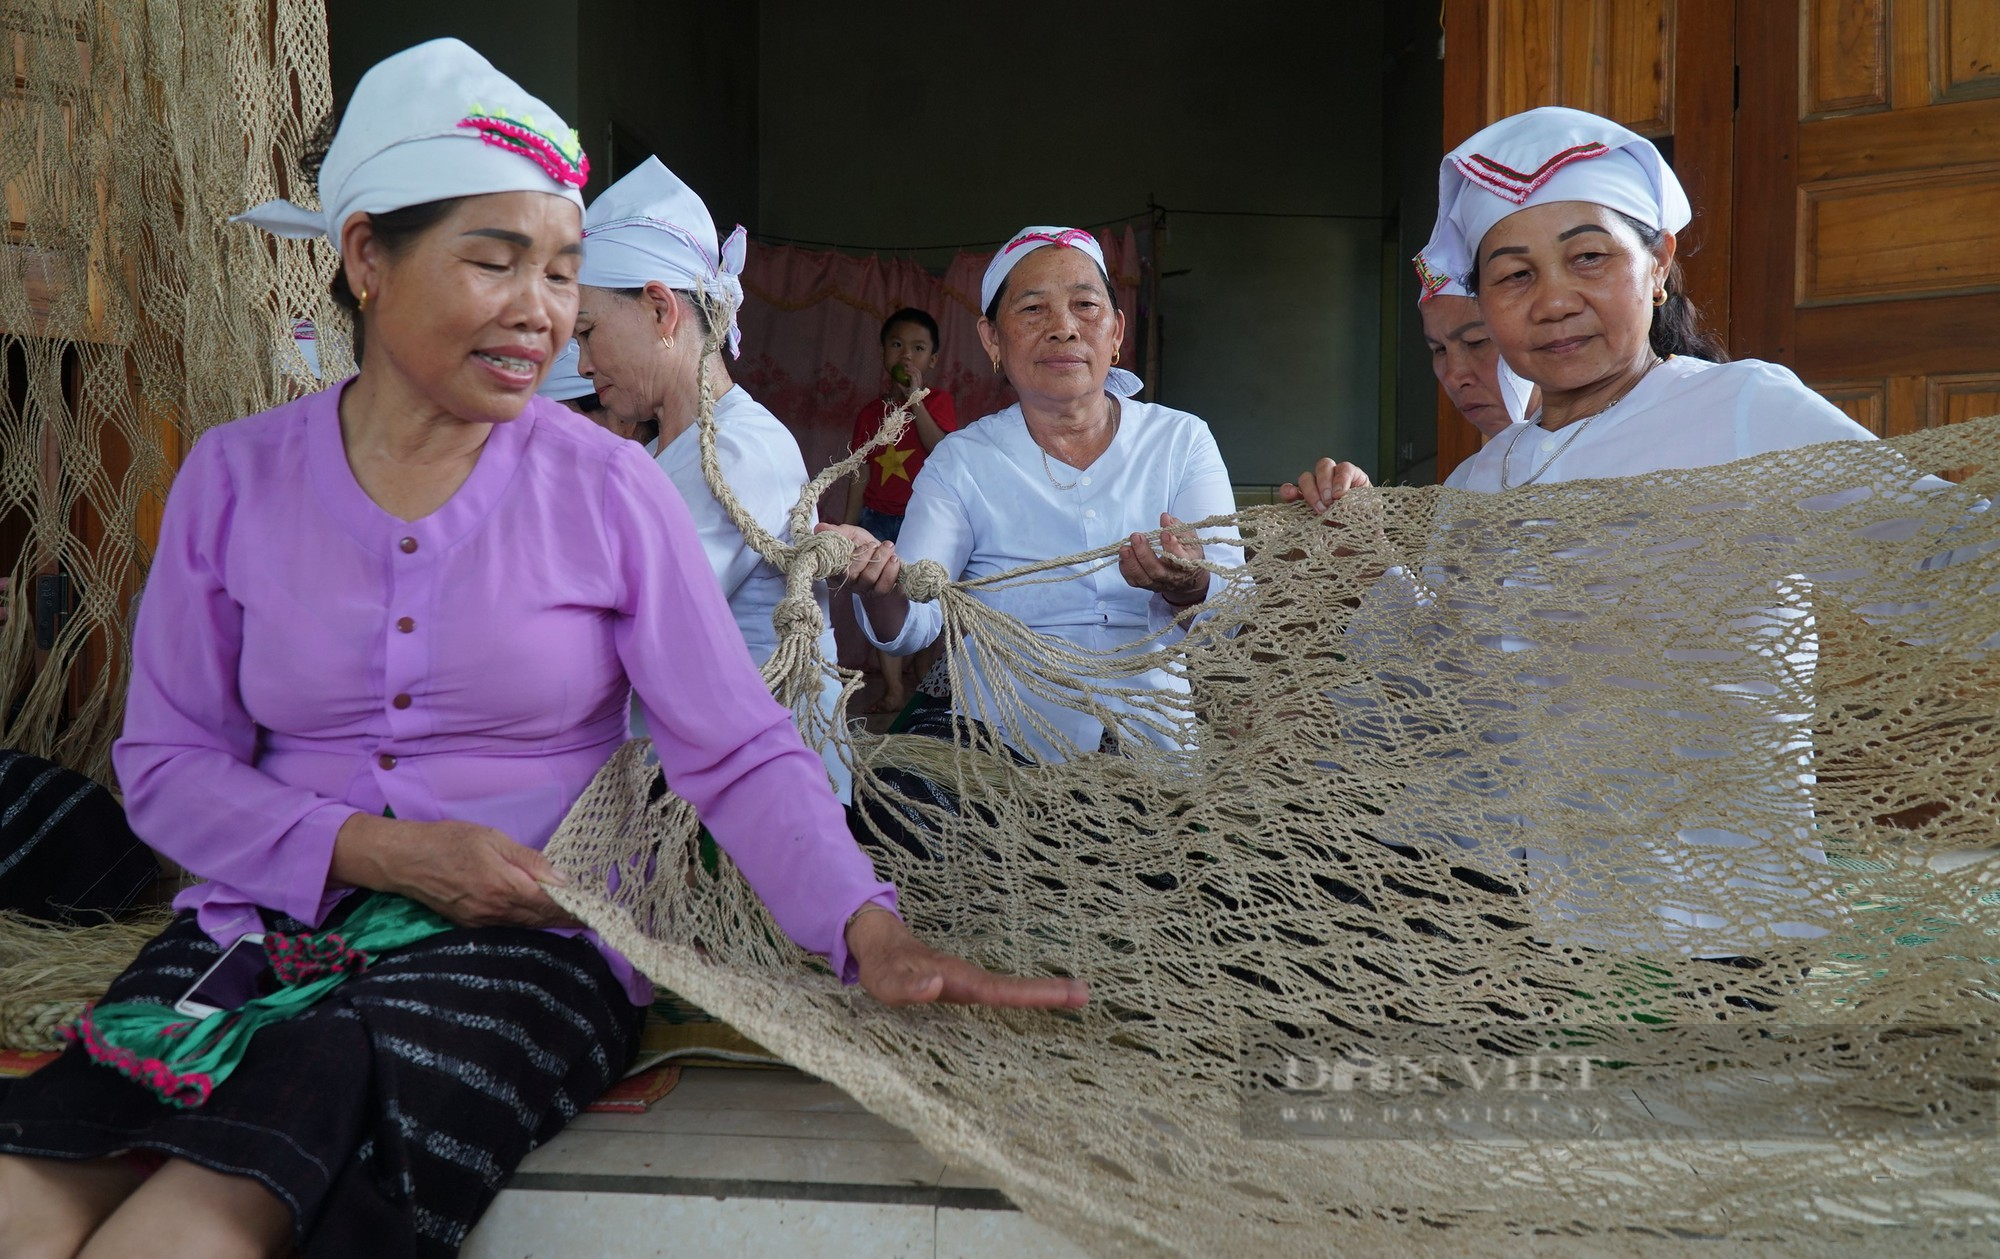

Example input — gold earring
[1652,288,1668,308]
[991,358,1001,375]
[1112,349,1121,365]
[357,285,369,313]
[660,333,675,350]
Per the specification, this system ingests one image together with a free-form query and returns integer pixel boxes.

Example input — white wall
[755,1,1386,485]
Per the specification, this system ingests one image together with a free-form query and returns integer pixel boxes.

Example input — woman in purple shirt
[0,41,1081,1259]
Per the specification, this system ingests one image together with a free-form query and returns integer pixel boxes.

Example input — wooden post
[1437,0,1490,484]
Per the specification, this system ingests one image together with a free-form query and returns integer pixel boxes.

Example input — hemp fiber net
[549,384,2000,1257]
[0,0,337,782]
[5,5,1996,1255]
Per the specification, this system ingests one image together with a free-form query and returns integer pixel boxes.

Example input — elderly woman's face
[1473,200,1669,396]
[1420,294,1512,438]
[979,247,1125,405]
[572,285,680,426]
[350,191,581,423]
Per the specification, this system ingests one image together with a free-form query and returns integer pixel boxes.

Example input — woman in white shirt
[1286,107,1896,958]
[572,157,848,799]
[1291,105,1873,503]
[823,226,1241,763]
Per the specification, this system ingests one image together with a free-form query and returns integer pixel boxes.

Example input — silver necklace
[1039,401,1120,491]
[1498,357,1662,490]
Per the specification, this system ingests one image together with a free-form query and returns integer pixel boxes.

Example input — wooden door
[1440,0,1736,480]
[1734,1,2000,440]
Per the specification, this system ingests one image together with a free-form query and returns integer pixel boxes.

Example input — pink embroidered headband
[980,224,1114,312]
[231,38,589,243]
[978,223,1142,398]
[459,106,588,189]
[1003,227,1097,255]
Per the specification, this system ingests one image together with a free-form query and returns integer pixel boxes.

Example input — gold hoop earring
[990,358,1001,375]
[357,285,369,313]
[1652,288,1668,308]
[1112,349,1121,365]
[660,334,675,350]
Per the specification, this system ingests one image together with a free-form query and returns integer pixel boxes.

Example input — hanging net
[0,0,338,782]
[549,371,2000,1257]
[6,4,1997,1255]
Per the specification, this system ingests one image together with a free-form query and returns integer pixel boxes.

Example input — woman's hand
[331,813,579,929]
[814,522,912,638]
[845,905,1090,1009]
[815,522,902,596]
[1119,512,1209,607]
[1279,458,1372,514]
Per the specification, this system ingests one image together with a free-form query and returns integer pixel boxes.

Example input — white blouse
[1446,356,1873,489]
[641,385,849,800]
[860,398,1241,762]
[1421,357,1905,954]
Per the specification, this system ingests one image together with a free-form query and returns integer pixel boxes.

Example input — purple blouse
[113,384,896,1003]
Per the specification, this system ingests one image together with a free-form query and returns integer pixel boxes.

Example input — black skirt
[0,907,643,1257]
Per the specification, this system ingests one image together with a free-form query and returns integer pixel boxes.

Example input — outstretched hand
[846,906,1090,1010]
[1279,458,1372,515]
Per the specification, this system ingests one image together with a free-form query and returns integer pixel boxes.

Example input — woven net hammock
[548,372,2000,1256]
[7,4,1998,1255]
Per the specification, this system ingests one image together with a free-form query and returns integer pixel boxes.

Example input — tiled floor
[462,1067,1091,1259]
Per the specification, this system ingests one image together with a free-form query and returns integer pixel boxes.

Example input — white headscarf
[1412,250,1471,302]
[537,340,594,402]
[576,157,748,358]
[233,39,586,243]
[981,226,1142,398]
[1418,106,1689,301]
[286,319,321,382]
[1419,106,1692,420]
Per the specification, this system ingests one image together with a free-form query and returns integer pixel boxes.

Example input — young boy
[844,307,958,713]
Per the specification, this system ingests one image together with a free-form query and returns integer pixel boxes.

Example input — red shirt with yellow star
[849,390,958,515]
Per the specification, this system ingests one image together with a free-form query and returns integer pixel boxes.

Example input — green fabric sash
[69,892,453,1108]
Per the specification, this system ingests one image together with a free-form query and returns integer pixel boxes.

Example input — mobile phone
[174,933,274,1019]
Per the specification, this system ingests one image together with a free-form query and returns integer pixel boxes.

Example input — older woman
[1292,106,1871,508]
[570,157,849,799]
[537,338,622,426]
[824,226,1241,762]
[1285,106,1897,956]
[1419,281,1529,440]
[0,41,1080,1259]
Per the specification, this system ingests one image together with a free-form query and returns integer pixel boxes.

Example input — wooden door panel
[1803,0,1890,118]
[1486,0,1675,136]
[1796,95,2000,180]
[1738,0,2000,443]
[1813,373,1994,445]
[1936,0,2000,103]
[1817,380,1889,435]
[1798,163,2000,305]
[1606,0,1676,135]
[1488,0,1561,122]
[1792,292,2000,379]
[1930,373,2000,429]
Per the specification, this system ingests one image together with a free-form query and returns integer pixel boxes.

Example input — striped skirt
[0,908,643,1257]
